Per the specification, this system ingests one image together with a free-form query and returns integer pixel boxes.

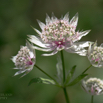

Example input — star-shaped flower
[12,41,36,77]
[29,12,91,56]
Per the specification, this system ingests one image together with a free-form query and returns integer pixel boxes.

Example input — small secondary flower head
[87,41,103,67]
[12,41,36,77]
[28,12,91,56]
[82,77,103,95]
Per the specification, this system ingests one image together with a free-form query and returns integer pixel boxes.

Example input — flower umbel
[82,77,103,95]
[28,12,91,56]
[87,42,103,67]
[12,42,36,77]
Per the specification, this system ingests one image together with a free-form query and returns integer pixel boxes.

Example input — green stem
[60,50,65,83]
[35,64,57,83]
[63,88,70,103]
[82,65,92,74]
[91,95,94,103]
[60,51,70,103]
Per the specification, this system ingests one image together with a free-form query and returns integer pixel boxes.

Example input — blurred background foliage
[0,0,103,103]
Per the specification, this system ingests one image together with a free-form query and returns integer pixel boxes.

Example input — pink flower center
[26,57,34,66]
[55,41,65,47]
[95,58,100,62]
[26,61,33,65]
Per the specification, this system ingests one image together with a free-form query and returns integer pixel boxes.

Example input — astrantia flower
[82,77,103,95]
[29,12,91,56]
[12,42,36,77]
[87,42,103,67]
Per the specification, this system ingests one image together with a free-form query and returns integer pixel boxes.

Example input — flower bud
[87,42,103,67]
[82,77,103,95]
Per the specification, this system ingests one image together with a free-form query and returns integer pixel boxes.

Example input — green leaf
[28,77,56,86]
[70,65,76,78]
[65,65,76,85]
[67,74,88,86]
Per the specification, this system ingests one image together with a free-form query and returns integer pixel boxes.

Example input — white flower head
[87,41,103,67]
[12,41,36,77]
[82,77,103,95]
[29,12,91,56]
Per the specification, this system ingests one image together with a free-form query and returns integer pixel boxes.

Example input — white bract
[28,12,91,56]
[82,77,103,95]
[12,42,36,77]
[87,42,103,67]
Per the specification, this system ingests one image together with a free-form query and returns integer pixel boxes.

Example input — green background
[0,0,103,103]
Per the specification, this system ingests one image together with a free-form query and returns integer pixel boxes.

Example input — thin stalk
[60,50,65,83]
[60,51,70,103]
[82,65,92,74]
[91,95,94,103]
[63,88,70,103]
[35,64,57,83]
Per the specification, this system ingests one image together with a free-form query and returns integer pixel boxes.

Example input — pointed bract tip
[26,40,31,48]
[30,25,35,30]
[51,12,55,17]
[75,12,78,17]
[93,40,97,46]
[87,30,91,33]
[64,12,69,17]
[46,13,49,16]
[63,12,69,21]
[73,13,78,20]
[46,13,50,18]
